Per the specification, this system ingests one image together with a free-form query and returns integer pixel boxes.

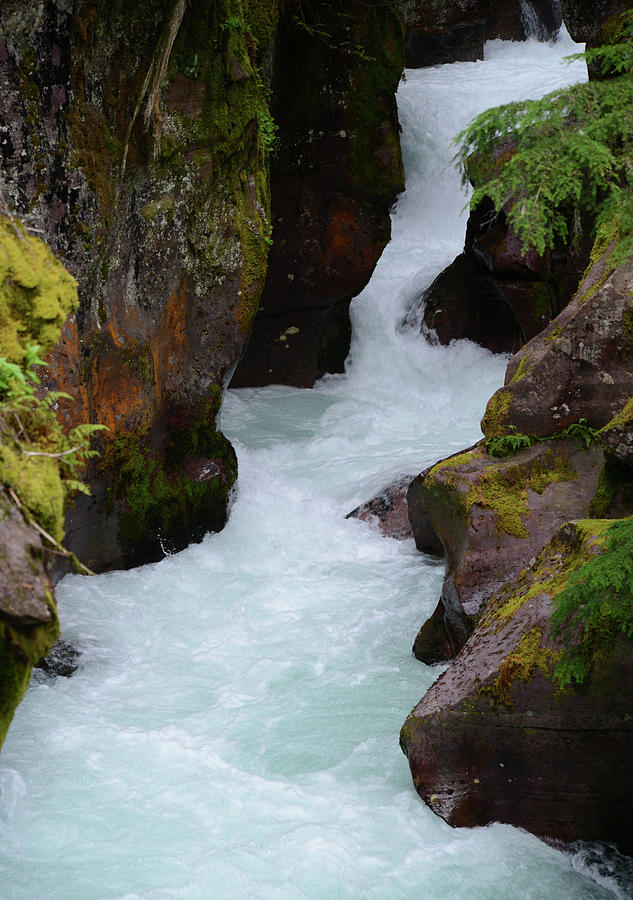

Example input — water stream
[2,29,628,900]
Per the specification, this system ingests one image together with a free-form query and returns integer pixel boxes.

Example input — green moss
[487,519,611,629]
[481,389,512,438]
[100,400,237,564]
[431,448,479,473]
[484,627,560,707]
[0,595,59,749]
[551,515,633,685]
[428,445,576,540]
[588,461,619,517]
[510,352,533,385]
[0,218,77,363]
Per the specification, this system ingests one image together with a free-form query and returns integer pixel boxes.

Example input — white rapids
[2,27,629,900]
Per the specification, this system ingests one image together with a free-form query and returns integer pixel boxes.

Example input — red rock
[401,519,633,855]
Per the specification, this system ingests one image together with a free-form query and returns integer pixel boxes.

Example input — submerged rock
[35,639,81,679]
[401,518,633,855]
[346,476,414,540]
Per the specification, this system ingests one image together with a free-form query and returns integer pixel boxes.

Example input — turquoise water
[2,31,625,900]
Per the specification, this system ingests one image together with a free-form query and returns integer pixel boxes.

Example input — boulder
[481,246,633,439]
[401,518,633,854]
[412,252,524,354]
[414,439,603,651]
[411,200,591,355]
[561,0,630,45]
[346,476,414,540]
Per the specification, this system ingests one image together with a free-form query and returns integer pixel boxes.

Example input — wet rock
[416,439,603,651]
[561,0,629,45]
[411,198,591,356]
[0,487,59,750]
[411,253,524,354]
[0,1,278,569]
[412,599,455,663]
[232,2,405,388]
[406,468,445,556]
[346,476,413,540]
[481,248,633,440]
[401,519,633,855]
[35,639,81,678]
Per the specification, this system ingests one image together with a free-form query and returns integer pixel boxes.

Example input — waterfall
[520,0,563,41]
[1,26,627,900]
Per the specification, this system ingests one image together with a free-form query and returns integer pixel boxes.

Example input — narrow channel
[2,27,622,900]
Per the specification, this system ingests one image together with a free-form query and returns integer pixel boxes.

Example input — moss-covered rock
[0,0,284,568]
[0,218,79,752]
[401,517,633,853]
[413,439,603,652]
[481,248,633,440]
[0,216,78,541]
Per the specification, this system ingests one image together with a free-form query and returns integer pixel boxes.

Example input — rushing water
[2,30,629,900]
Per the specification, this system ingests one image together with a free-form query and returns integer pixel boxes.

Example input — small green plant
[0,344,105,498]
[258,107,278,154]
[219,16,243,33]
[485,425,534,457]
[561,417,598,449]
[552,516,633,686]
[485,418,599,458]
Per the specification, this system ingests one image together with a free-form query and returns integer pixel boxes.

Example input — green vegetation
[551,516,633,686]
[0,216,104,547]
[454,14,633,261]
[428,445,576,540]
[485,418,598,458]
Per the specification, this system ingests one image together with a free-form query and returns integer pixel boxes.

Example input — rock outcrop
[0,215,82,751]
[481,247,633,439]
[409,438,603,658]
[401,518,633,854]
[231,2,405,388]
[1,0,279,569]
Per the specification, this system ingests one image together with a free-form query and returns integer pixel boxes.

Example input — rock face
[412,193,591,357]
[396,0,562,68]
[561,0,629,44]
[231,2,405,388]
[481,248,633,439]
[411,439,603,656]
[401,519,633,854]
[0,218,79,751]
[0,0,281,569]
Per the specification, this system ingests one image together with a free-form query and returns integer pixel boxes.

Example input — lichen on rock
[401,517,633,853]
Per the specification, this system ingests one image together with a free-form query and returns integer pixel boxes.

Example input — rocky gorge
[1,0,633,889]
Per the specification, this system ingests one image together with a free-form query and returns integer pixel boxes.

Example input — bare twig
[7,486,96,576]
[21,444,84,459]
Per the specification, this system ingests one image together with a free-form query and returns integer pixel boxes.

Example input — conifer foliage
[454,14,633,258]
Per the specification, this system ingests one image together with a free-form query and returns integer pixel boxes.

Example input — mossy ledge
[0,216,80,750]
